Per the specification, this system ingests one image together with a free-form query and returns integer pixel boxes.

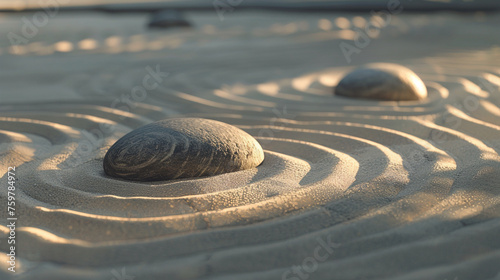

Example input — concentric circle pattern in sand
[0,10,499,280]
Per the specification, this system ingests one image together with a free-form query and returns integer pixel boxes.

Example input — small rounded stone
[147,10,191,29]
[103,118,264,181]
[334,63,427,101]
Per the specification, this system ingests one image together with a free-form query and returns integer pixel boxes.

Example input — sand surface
[0,9,499,280]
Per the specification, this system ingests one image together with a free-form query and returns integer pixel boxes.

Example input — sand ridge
[0,10,499,280]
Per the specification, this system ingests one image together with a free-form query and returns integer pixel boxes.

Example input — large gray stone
[334,63,427,101]
[103,118,264,181]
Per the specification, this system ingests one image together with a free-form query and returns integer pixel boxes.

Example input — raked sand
[0,9,499,280]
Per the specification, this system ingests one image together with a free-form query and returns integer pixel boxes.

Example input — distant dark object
[334,63,427,101]
[103,118,264,181]
[147,10,191,29]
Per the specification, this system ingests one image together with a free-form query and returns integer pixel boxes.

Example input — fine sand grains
[0,10,499,280]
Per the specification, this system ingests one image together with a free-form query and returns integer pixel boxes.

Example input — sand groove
[0,10,499,280]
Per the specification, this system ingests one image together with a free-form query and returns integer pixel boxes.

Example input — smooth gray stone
[147,10,191,29]
[334,63,427,101]
[103,118,264,181]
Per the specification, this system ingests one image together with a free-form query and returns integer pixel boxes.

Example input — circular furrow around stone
[12,139,356,239]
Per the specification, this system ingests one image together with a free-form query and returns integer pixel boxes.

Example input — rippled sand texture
[0,11,500,280]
